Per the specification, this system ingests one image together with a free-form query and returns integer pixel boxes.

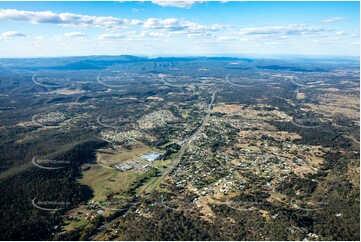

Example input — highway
[148,91,217,194]
[89,200,138,240]
[89,91,216,240]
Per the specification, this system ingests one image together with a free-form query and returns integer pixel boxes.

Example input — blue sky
[0,1,359,57]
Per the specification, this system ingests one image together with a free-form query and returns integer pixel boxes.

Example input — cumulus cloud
[188,32,216,38]
[64,32,86,38]
[143,18,222,35]
[239,25,326,35]
[0,8,220,37]
[151,1,201,9]
[98,33,125,40]
[0,31,27,39]
[98,31,169,40]
[0,9,135,30]
[321,17,347,23]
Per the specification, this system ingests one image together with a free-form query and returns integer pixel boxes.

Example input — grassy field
[79,164,140,201]
[63,217,89,231]
[79,143,157,201]
[97,142,151,166]
[182,112,189,119]
[135,159,174,195]
[152,159,172,169]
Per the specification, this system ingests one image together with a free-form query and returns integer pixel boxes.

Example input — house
[97,209,105,215]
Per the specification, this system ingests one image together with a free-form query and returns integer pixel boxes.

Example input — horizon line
[0,53,359,60]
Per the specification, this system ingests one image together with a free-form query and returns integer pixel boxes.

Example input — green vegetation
[127,167,160,196]
[0,55,359,240]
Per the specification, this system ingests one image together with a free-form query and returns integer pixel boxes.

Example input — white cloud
[0,9,221,37]
[140,31,167,38]
[64,32,86,38]
[0,9,135,30]
[188,32,216,38]
[98,33,125,40]
[98,31,169,41]
[321,17,347,23]
[0,31,27,39]
[336,31,347,36]
[239,25,326,36]
[334,30,359,37]
[131,8,144,13]
[217,36,237,41]
[143,18,222,36]
[151,1,201,9]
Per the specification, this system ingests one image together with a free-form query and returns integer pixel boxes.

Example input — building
[115,163,133,171]
[141,152,162,162]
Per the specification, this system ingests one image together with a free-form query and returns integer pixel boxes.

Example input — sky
[0,1,359,57]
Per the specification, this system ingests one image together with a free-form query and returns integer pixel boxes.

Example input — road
[89,91,216,240]
[148,91,217,194]
[89,200,138,240]
[290,117,321,129]
[287,76,324,87]
[225,74,263,87]
[159,74,187,87]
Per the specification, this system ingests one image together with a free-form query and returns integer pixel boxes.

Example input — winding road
[225,74,264,87]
